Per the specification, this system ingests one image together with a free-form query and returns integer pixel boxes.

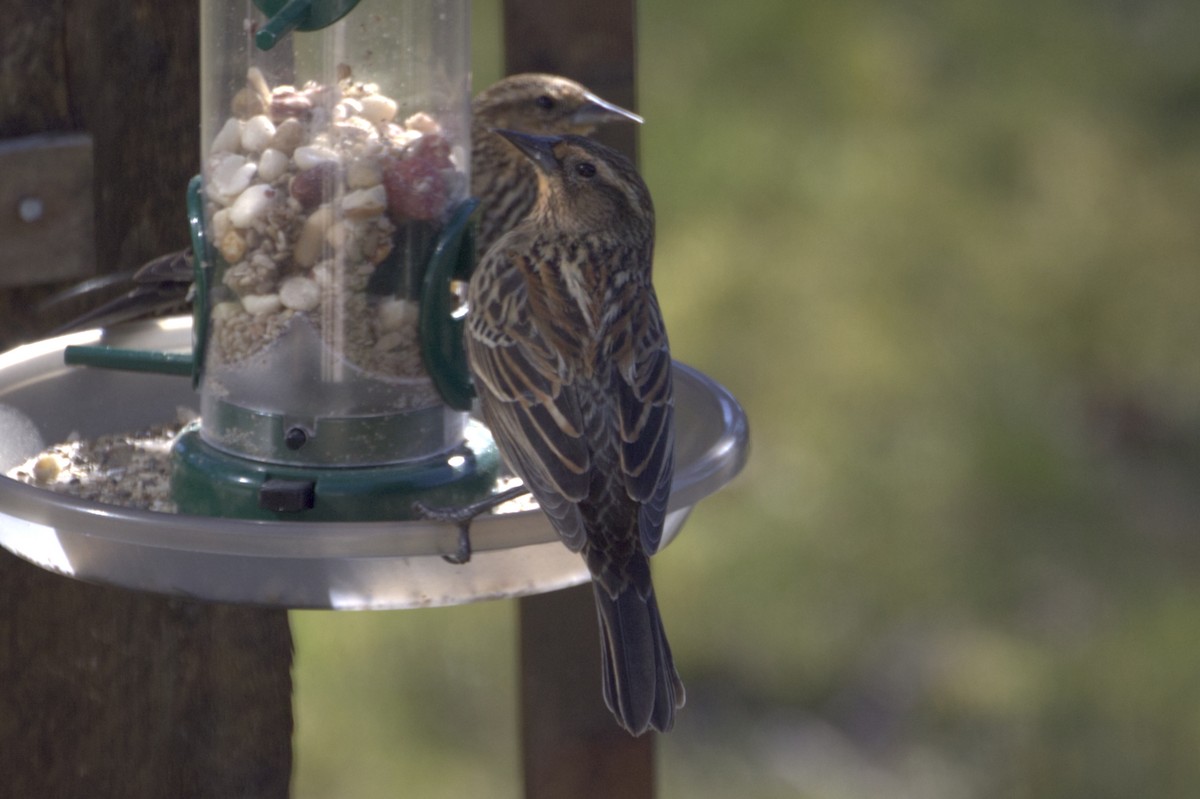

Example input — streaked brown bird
[471,73,642,257]
[44,74,640,335]
[39,249,196,336]
[467,130,683,735]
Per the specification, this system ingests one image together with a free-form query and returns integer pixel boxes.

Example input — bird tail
[592,580,686,736]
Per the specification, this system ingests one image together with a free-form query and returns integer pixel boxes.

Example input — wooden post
[504,1,656,797]
[0,4,295,797]
[519,587,655,799]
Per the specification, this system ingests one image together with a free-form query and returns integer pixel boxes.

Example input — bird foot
[412,501,478,564]
[413,485,530,565]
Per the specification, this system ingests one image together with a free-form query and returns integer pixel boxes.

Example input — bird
[466,130,683,736]
[470,73,643,257]
[39,249,195,337]
[43,74,641,335]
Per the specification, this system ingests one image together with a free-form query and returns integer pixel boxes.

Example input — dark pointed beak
[571,91,644,127]
[494,129,561,174]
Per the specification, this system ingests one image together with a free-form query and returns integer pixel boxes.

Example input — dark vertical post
[0,3,295,797]
[502,0,639,158]
[503,1,656,797]
[519,587,656,799]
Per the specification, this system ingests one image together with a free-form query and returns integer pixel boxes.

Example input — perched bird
[471,73,642,257]
[40,249,195,336]
[44,74,640,334]
[466,130,683,735]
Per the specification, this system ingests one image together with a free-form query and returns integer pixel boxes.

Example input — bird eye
[535,95,556,110]
[575,162,597,178]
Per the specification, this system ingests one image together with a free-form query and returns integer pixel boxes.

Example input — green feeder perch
[253,0,364,50]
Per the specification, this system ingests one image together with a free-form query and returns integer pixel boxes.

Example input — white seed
[324,221,349,250]
[271,118,305,156]
[31,454,61,483]
[208,155,257,203]
[377,298,419,331]
[279,276,321,311]
[294,205,335,267]
[231,87,265,119]
[219,229,247,263]
[341,185,387,219]
[211,207,232,241]
[241,293,282,316]
[257,148,289,182]
[246,67,271,104]
[333,117,378,142]
[228,184,277,228]
[335,98,364,120]
[241,114,277,152]
[360,94,398,126]
[211,300,243,321]
[293,144,340,170]
[386,125,421,149]
[211,117,244,153]
[405,112,440,135]
[346,157,382,189]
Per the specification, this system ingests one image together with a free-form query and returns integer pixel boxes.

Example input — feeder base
[171,419,503,521]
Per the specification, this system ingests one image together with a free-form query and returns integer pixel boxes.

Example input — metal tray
[0,318,748,609]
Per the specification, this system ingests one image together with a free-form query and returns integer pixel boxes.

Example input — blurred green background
[292,1,1200,796]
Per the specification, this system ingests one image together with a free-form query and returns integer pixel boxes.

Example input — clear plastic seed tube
[198,0,471,466]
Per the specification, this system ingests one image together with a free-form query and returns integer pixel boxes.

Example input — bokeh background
[292,1,1200,796]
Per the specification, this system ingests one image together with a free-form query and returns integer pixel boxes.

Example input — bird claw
[412,484,531,566]
[412,500,477,564]
[446,523,473,565]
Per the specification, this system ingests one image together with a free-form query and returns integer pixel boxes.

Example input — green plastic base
[170,420,502,521]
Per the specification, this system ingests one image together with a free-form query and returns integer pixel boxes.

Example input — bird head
[473,73,643,136]
[494,130,654,240]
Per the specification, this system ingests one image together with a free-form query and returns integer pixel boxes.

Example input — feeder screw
[17,196,44,223]
[284,426,308,450]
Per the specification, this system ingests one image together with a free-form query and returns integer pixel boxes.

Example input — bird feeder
[0,0,749,610]
[175,0,491,520]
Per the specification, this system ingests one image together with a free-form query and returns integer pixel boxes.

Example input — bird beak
[572,92,644,127]
[494,129,561,174]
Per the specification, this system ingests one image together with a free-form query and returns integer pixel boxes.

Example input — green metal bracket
[60,175,208,380]
[62,346,193,376]
[253,0,363,50]
[419,197,479,411]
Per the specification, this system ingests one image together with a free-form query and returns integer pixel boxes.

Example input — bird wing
[613,284,675,555]
[467,249,591,551]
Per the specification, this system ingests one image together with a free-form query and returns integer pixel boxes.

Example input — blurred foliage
[293,1,1200,797]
